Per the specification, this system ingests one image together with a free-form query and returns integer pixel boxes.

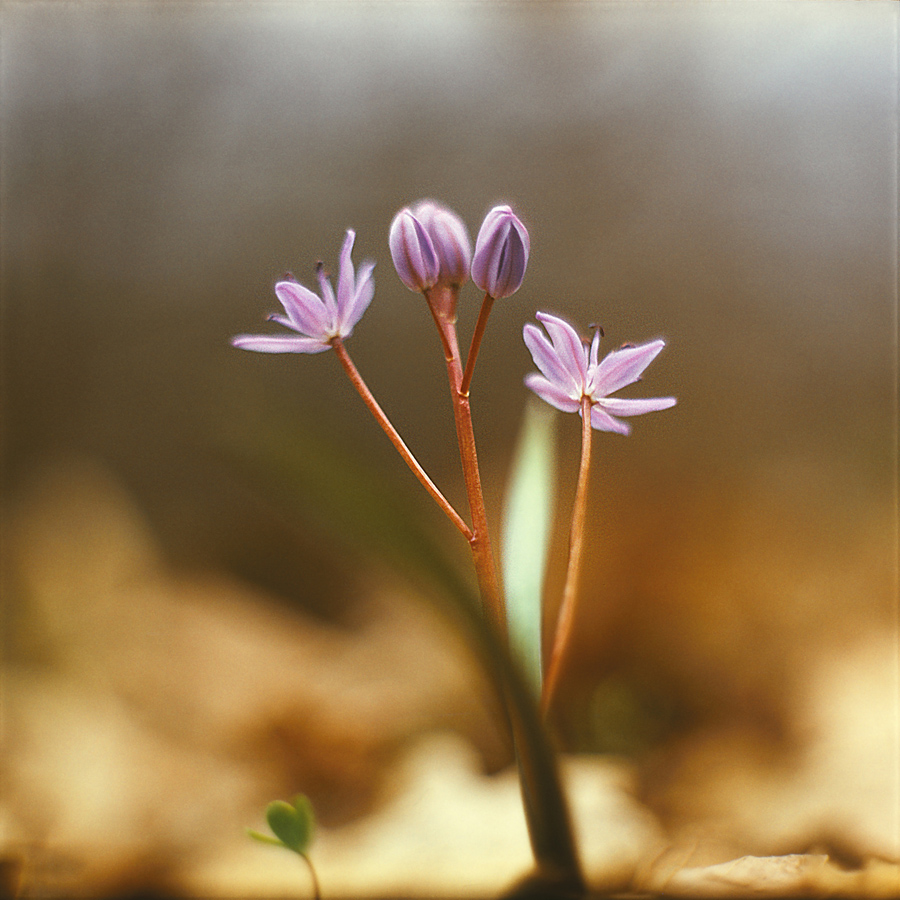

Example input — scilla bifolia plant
[234,200,675,898]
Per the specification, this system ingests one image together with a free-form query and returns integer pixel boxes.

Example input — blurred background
[1,2,897,897]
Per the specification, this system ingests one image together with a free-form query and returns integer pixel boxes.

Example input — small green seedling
[249,794,320,899]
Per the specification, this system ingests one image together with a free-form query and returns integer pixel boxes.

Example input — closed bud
[471,205,530,299]
[411,200,472,287]
[389,207,439,292]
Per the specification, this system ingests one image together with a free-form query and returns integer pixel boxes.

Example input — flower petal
[338,259,375,336]
[536,312,588,387]
[589,328,601,369]
[597,396,677,416]
[231,334,330,354]
[590,339,666,398]
[413,200,472,286]
[492,223,528,298]
[389,208,439,291]
[524,372,581,413]
[336,229,356,305]
[316,265,339,331]
[523,323,581,396]
[589,404,631,435]
[267,313,298,330]
[471,206,530,298]
[274,281,329,338]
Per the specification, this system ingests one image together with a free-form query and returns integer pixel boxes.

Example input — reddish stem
[331,337,472,540]
[421,289,584,892]
[460,292,495,397]
[425,285,506,638]
[542,395,593,717]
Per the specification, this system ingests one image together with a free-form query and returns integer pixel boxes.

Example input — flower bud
[471,205,530,299]
[411,200,472,287]
[389,207,439,292]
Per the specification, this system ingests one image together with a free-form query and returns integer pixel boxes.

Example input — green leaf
[247,829,286,847]
[264,795,316,854]
[290,794,316,845]
[502,398,557,697]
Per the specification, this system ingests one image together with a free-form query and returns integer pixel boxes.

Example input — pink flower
[523,312,676,435]
[232,230,374,354]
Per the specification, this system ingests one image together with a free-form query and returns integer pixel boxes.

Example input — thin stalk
[422,287,584,895]
[542,395,593,717]
[300,853,321,900]
[331,337,472,540]
[424,285,505,637]
[459,292,495,397]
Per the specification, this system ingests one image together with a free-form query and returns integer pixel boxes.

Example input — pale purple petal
[231,334,330,354]
[336,229,356,305]
[471,205,530,298]
[597,396,677,416]
[535,312,588,387]
[589,404,631,435]
[316,265,339,330]
[476,205,530,259]
[267,314,297,330]
[338,259,375,335]
[389,208,439,291]
[590,339,666,398]
[470,208,506,292]
[412,200,471,285]
[523,323,581,395]
[274,281,330,337]
[589,328,601,369]
[491,224,528,298]
[524,372,581,413]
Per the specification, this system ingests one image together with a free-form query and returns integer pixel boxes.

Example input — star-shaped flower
[523,311,676,435]
[232,230,374,354]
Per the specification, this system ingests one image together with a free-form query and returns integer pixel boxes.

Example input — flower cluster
[389,200,529,298]
[232,200,675,437]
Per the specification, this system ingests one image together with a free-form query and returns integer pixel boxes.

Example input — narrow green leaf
[502,398,557,697]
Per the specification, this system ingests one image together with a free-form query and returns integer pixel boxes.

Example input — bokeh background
[1,2,897,897]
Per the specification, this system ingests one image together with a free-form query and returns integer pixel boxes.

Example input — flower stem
[331,337,472,540]
[460,292,495,397]
[300,853,321,900]
[542,395,593,717]
[425,286,505,638]
[422,287,584,895]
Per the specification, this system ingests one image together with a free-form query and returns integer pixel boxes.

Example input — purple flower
[410,200,472,287]
[232,230,374,354]
[471,205,530,299]
[389,207,440,292]
[523,312,676,435]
